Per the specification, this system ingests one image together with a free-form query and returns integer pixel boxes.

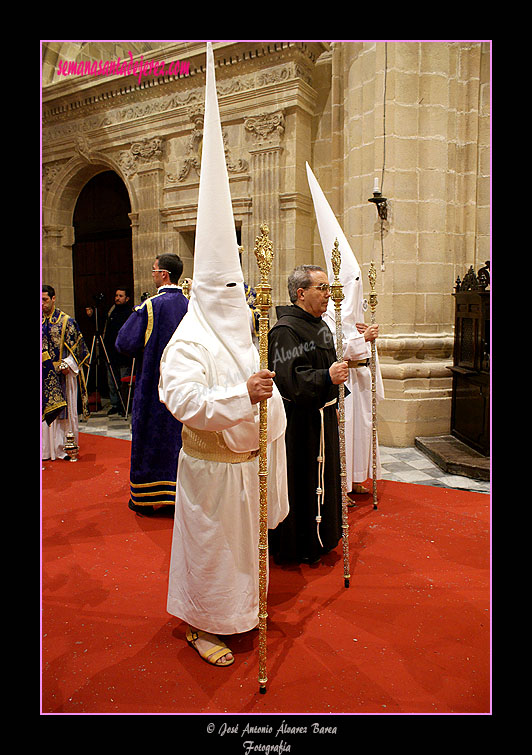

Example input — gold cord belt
[181,425,259,464]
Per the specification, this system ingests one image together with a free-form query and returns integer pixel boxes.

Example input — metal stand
[123,358,136,420]
[85,305,127,416]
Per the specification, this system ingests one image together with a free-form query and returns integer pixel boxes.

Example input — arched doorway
[72,170,133,399]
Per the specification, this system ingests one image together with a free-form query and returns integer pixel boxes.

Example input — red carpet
[41,433,490,717]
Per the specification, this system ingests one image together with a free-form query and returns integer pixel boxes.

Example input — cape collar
[42,307,64,324]
[157,284,181,293]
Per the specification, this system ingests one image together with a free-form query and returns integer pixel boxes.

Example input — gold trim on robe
[182,425,259,464]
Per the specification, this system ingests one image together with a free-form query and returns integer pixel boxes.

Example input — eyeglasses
[152,268,170,274]
[308,283,331,293]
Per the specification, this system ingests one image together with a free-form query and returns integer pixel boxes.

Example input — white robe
[42,355,80,461]
[343,331,383,484]
[323,314,384,485]
[159,340,289,635]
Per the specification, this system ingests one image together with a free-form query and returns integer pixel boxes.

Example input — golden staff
[368,262,378,511]
[253,223,274,694]
[330,239,350,588]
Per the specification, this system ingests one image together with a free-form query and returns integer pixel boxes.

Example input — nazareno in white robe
[322,312,384,486]
[159,337,289,636]
[306,161,384,487]
[159,41,288,635]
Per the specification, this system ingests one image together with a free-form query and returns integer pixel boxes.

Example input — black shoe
[301,555,322,566]
[107,406,120,416]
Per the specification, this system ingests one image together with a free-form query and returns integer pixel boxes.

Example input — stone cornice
[377,332,454,359]
[42,65,320,158]
[279,192,313,214]
[42,41,329,125]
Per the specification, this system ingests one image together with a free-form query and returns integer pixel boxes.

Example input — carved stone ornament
[118,150,137,178]
[224,130,248,174]
[133,137,163,161]
[75,134,93,163]
[42,60,308,145]
[171,109,204,182]
[244,111,285,145]
[43,161,66,190]
[168,107,248,183]
[119,137,163,177]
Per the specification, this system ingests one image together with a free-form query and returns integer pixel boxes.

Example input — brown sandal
[351,483,370,494]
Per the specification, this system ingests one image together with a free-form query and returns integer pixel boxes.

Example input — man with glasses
[268,265,348,565]
[116,254,189,515]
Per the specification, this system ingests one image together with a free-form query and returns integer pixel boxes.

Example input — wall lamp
[368,178,388,221]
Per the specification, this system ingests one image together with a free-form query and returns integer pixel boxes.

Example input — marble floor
[79,403,490,495]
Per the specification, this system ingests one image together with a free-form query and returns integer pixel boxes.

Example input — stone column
[341,41,488,445]
[119,137,165,300]
[42,223,76,316]
[245,111,285,306]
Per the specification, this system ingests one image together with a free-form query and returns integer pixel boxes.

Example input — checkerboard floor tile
[379,446,489,493]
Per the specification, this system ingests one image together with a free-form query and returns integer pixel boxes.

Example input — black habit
[268,304,343,563]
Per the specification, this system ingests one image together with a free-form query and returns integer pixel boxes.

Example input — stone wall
[41,40,490,447]
[42,41,325,311]
[309,41,490,445]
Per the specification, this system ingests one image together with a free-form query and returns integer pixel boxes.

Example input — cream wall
[310,41,490,445]
[41,40,490,447]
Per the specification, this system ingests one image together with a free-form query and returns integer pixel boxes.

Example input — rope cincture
[315,397,337,547]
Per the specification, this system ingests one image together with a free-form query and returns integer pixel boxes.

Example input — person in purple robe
[116,254,188,515]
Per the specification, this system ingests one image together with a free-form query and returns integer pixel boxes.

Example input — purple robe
[116,287,188,506]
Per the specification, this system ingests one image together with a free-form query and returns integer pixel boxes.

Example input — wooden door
[72,171,133,398]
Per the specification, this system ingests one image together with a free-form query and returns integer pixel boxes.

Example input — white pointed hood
[306,162,384,399]
[306,162,364,340]
[182,41,254,377]
[161,43,285,452]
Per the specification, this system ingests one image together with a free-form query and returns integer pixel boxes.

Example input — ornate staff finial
[330,238,345,308]
[254,224,274,282]
[331,238,341,279]
[368,261,377,306]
